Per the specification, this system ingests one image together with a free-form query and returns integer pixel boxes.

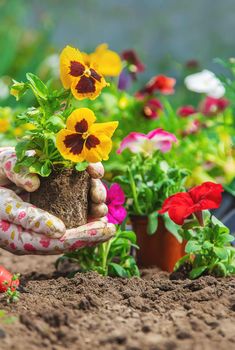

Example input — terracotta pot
[130,215,186,272]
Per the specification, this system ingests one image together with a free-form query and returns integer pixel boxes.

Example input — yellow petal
[56,129,86,163]
[66,108,96,132]
[90,43,122,77]
[59,45,85,89]
[83,135,113,163]
[90,121,119,138]
[70,75,108,101]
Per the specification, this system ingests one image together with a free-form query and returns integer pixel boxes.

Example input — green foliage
[0,310,17,324]
[176,216,235,279]
[115,152,188,215]
[57,228,140,278]
[3,274,20,304]
[12,73,87,176]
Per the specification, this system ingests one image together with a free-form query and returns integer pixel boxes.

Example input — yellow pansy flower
[56,108,118,163]
[83,44,122,77]
[60,45,108,100]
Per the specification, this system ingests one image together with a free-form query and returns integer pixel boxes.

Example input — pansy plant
[11,45,119,176]
[160,182,235,279]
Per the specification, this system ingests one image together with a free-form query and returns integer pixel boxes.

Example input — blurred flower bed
[0,2,234,195]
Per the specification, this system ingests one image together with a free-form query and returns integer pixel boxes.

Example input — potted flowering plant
[115,128,188,271]
[10,45,120,228]
[159,182,235,279]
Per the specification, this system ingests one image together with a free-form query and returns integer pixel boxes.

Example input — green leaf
[15,140,30,160]
[40,161,52,177]
[189,266,207,279]
[174,254,190,271]
[213,247,229,260]
[46,116,65,131]
[117,231,137,244]
[75,162,89,172]
[147,212,158,235]
[26,73,48,100]
[211,215,228,229]
[185,240,201,254]
[202,241,214,250]
[108,263,128,278]
[163,213,182,242]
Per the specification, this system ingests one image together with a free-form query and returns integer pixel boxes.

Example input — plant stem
[101,240,112,275]
[128,166,143,215]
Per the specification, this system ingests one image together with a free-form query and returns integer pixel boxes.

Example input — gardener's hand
[0,147,115,255]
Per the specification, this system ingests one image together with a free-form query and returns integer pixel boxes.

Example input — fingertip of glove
[22,176,40,192]
[87,163,104,179]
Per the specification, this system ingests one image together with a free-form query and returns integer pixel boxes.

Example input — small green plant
[57,228,140,278]
[115,151,188,234]
[176,216,235,279]
[3,274,20,304]
[0,310,17,324]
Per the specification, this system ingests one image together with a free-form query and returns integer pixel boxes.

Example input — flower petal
[66,108,96,132]
[71,75,107,100]
[90,43,122,77]
[60,45,85,89]
[90,121,119,138]
[83,135,113,163]
[189,182,223,210]
[117,132,147,154]
[147,128,177,153]
[56,130,86,162]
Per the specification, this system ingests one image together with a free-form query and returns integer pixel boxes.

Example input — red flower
[199,96,229,116]
[177,105,197,118]
[121,50,145,74]
[0,266,19,293]
[137,75,176,97]
[159,182,223,225]
[143,98,163,119]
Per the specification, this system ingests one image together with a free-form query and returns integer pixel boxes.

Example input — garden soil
[30,169,90,228]
[0,249,235,350]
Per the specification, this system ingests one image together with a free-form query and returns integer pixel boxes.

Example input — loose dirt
[0,249,234,350]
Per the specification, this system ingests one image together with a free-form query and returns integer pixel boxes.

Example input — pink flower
[4,161,12,172]
[117,129,177,156]
[0,220,10,232]
[177,105,197,118]
[18,211,26,220]
[143,98,163,120]
[105,183,127,225]
[23,243,36,251]
[39,238,51,248]
[199,96,229,116]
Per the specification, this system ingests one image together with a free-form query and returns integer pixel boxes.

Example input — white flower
[43,54,60,78]
[0,79,9,100]
[184,69,225,98]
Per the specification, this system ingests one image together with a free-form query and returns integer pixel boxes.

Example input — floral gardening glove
[0,147,115,255]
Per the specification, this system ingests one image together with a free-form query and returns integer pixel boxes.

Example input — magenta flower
[121,50,145,74]
[177,105,197,118]
[117,129,177,156]
[199,96,229,116]
[105,183,127,225]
